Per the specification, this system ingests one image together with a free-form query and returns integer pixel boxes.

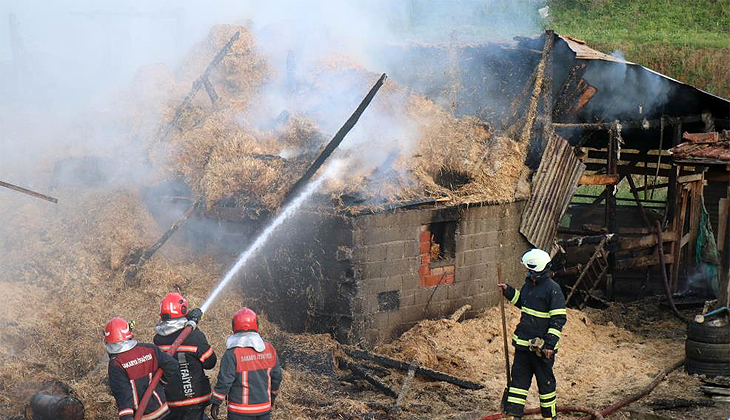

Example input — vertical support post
[665,123,682,223]
[606,125,618,300]
[672,188,689,292]
[721,167,730,307]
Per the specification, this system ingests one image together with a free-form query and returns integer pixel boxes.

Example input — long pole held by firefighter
[132,73,387,420]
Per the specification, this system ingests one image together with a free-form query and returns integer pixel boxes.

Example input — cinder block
[485,231,500,247]
[366,243,387,262]
[384,276,402,291]
[361,262,382,279]
[456,265,472,280]
[482,247,498,263]
[471,263,488,280]
[386,241,406,259]
[463,250,478,266]
[399,289,416,307]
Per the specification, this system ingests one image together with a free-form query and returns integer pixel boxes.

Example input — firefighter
[154,292,217,420]
[497,249,567,420]
[105,316,178,420]
[210,308,282,420]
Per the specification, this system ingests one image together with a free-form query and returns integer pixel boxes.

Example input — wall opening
[418,221,457,287]
[429,220,457,263]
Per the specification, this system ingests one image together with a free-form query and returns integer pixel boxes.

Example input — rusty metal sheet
[670,131,730,163]
[520,134,586,250]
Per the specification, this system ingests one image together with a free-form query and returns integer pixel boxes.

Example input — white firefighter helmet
[521,248,551,272]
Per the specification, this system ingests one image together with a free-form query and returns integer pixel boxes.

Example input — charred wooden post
[281,73,387,207]
[337,357,398,398]
[389,365,416,414]
[116,199,201,284]
[0,180,58,203]
[722,168,730,307]
[605,124,619,299]
[344,347,484,390]
[26,393,84,420]
[159,31,241,140]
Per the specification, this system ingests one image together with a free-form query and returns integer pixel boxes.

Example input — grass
[549,0,730,98]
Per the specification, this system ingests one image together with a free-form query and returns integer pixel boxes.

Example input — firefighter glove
[210,402,220,420]
[187,308,203,323]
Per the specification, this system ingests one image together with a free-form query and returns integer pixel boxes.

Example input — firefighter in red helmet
[105,316,178,420]
[210,308,282,420]
[154,292,217,420]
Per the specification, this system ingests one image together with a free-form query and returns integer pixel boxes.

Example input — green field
[549,0,730,98]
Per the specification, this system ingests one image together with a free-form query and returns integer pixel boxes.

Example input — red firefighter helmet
[160,292,188,320]
[104,317,134,344]
[232,307,258,333]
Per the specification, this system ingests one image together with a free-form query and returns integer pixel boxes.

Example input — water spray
[133,74,387,420]
[200,159,343,312]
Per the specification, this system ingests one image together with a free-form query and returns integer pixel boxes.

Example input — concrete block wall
[351,200,530,346]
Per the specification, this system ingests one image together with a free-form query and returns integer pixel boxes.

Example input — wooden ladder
[565,236,610,308]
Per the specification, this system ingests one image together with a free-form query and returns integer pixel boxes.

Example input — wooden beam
[0,180,58,203]
[344,347,484,390]
[552,114,703,130]
[678,173,704,184]
[618,231,677,250]
[579,174,620,185]
[616,253,674,270]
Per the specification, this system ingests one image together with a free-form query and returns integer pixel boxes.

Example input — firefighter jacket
[502,271,567,351]
[153,326,217,409]
[211,332,282,418]
[108,342,178,420]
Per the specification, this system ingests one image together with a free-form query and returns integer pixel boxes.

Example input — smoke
[581,49,674,120]
[0,0,548,254]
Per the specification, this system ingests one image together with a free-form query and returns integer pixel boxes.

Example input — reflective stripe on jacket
[154,327,217,407]
[503,271,567,351]
[108,343,178,420]
[211,340,282,418]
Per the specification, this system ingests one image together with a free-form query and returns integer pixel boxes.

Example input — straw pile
[377,303,685,414]
[155,24,529,213]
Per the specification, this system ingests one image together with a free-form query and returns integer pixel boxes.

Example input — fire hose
[473,359,684,420]
[132,325,194,420]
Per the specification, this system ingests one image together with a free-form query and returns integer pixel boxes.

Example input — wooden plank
[584,163,673,178]
[579,174,620,185]
[678,173,704,184]
[688,179,703,261]
[618,231,677,250]
[616,253,674,270]
[681,233,691,247]
[0,180,58,203]
[718,198,728,252]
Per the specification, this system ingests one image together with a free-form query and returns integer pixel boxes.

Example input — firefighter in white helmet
[497,249,567,420]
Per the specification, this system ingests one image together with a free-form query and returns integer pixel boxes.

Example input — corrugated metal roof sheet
[670,130,730,163]
[520,134,586,250]
[556,33,730,105]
